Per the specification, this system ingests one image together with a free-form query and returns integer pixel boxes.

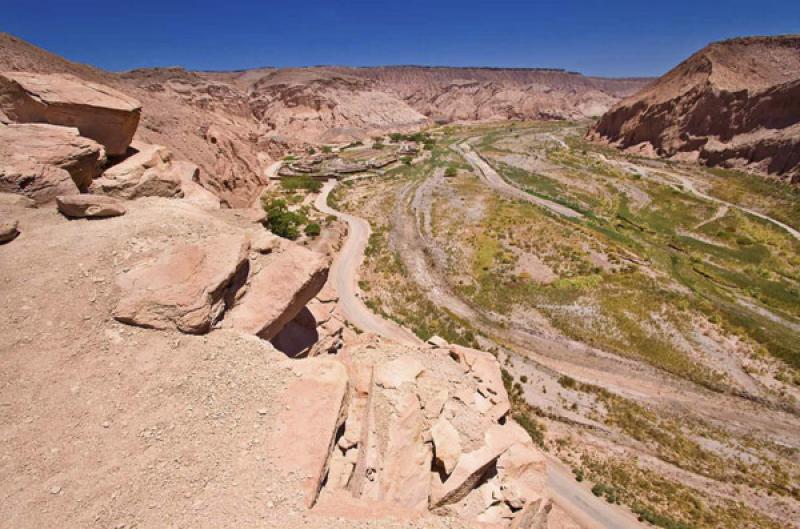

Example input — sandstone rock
[91,142,182,199]
[0,219,19,243]
[222,244,328,340]
[114,236,250,333]
[431,417,461,475]
[422,388,448,420]
[374,357,424,389]
[477,501,515,524]
[427,335,449,348]
[250,230,281,254]
[430,422,529,507]
[378,390,432,510]
[510,498,553,529]
[0,192,36,208]
[450,345,511,421]
[174,161,221,210]
[271,358,349,508]
[497,443,547,509]
[0,71,141,156]
[56,194,126,218]
[0,162,77,205]
[0,123,105,193]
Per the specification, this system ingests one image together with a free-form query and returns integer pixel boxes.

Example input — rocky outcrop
[222,244,329,340]
[450,344,511,421]
[56,194,126,218]
[0,71,140,156]
[113,235,250,333]
[589,36,800,182]
[0,123,105,194]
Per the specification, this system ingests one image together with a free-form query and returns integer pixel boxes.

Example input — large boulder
[0,71,141,156]
[222,244,329,340]
[0,123,105,194]
[56,194,126,218]
[0,162,77,205]
[92,141,221,207]
[113,236,250,334]
[91,142,181,199]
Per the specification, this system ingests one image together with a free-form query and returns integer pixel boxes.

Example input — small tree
[263,198,301,240]
[304,223,321,237]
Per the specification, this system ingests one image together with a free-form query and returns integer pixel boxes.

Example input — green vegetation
[279,174,322,193]
[444,165,458,178]
[304,222,321,237]
[261,198,307,240]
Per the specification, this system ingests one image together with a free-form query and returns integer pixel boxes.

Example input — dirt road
[314,179,421,345]
[454,141,584,219]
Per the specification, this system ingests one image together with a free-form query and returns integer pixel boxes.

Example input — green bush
[262,198,304,240]
[401,156,412,165]
[304,223,321,237]
[444,166,458,178]
[322,145,332,153]
[373,142,385,150]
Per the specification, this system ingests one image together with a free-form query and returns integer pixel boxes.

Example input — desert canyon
[0,30,799,529]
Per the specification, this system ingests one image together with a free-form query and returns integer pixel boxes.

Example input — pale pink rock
[222,244,328,340]
[56,194,126,218]
[0,123,105,193]
[497,443,547,509]
[0,71,141,156]
[0,219,19,243]
[450,344,511,421]
[271,357,349,508]
[113,236,250,333]
[378,390,432,510]
[91,142,181,199]
[431,417,461,475]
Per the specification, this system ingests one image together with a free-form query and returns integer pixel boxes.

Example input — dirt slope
[589,35,800,182]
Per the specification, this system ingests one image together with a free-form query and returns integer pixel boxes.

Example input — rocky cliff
[588,35,800,182]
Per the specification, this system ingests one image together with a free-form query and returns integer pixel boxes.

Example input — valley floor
[323,121,800,529]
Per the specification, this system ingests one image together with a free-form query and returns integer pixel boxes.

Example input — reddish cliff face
[589,36,800,182]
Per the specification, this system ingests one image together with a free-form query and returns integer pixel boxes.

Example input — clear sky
[4,0,799,77]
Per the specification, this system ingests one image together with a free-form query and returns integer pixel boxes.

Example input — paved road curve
[314,179,422,345]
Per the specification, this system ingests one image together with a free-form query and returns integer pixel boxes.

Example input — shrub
[262,198,303,240]
[322,145,332,153]
[304,223,321,237]
[306,146,316,155]
[373,142,385,150]
[401,156,412,165]
[444,166,458,178]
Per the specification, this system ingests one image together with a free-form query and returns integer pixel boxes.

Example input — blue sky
[4,0,799,77]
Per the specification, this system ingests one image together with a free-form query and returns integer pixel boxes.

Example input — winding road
[314,179,422,345]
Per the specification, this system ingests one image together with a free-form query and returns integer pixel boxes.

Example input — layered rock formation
[588,35,800,182]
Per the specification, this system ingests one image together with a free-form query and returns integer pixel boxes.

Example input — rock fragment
[56,194,126,218]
